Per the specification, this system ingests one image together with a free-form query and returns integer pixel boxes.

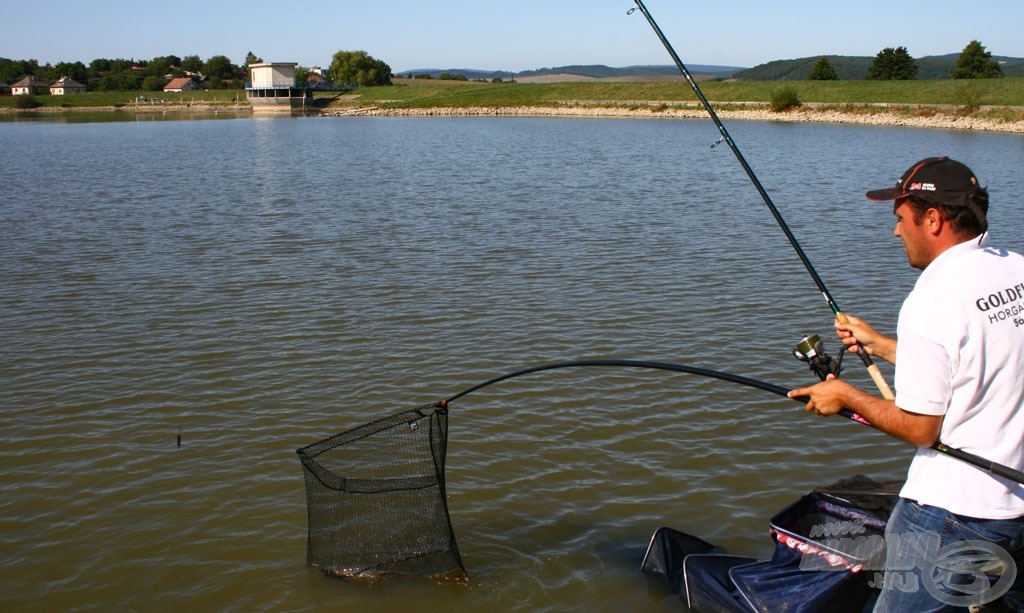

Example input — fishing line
[627,1,894,400]
[440,359,1023,485]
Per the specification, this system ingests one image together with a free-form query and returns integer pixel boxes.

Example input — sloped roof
[163,77,194,90]
[51,76,86,88]
[12,75,49,87]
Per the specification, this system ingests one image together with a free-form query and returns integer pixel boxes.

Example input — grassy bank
[4,78,1023,128]
[4,78,1024,111]
[0,89,246,110]
[346,77,1024,109]
[316,78,1024,131]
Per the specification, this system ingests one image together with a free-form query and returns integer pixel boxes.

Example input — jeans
[873,498,1024,612]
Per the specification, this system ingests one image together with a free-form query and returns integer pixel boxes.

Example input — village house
[304,66,334,90]
[163,77,197,92]
[0,82,10,95]
[50,76,87,95]
[305,71,325,89]
[11,76,50,96]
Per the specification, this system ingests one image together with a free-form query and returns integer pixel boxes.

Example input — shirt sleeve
[894,325,951,416]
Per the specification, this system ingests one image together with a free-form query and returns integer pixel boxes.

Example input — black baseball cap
[865,156,980,206]
[866,156,987,233]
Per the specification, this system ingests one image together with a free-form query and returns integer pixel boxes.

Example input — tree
[951,40,1004,79]
[244,51,263,68]
[328,50,392,87]
[52,61,88,82]
[146,55,180,78]
[0,58,41,83]
[867,46,917,80]
[181,55,203,73]
[203,55,236,81]
[142,75,166,91]
[88,58,111,75]
[807,57,837,81]
[108,58,134,74]
[84,58,136,91]
[96,71,141,91]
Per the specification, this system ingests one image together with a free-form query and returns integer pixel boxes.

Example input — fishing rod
[627,1,894,400]
[440,359,1024,486]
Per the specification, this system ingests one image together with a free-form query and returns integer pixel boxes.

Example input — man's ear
[926,208,944,235]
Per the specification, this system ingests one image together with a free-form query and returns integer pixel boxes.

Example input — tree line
[0,52,269,91]
[1,49,396,92]
[7,42,1000,92]
[808,40,1004,81]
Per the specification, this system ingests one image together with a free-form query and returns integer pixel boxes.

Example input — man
[789,157,1024,611]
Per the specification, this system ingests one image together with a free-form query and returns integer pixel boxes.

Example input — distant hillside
[399,56,1024,83]
[397,64,745,81]
[735,54,1024,80]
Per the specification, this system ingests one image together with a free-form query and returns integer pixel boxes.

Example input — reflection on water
[0,109,253,124]
[1,115,1022,610]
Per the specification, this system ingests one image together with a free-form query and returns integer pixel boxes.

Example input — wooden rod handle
[835,313,895,400]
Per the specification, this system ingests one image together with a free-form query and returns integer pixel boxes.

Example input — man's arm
[789,377,942,447]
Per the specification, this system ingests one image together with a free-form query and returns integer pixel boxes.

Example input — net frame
[296,403,466,580]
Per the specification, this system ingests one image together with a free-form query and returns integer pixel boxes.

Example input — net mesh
[296,403,466,581]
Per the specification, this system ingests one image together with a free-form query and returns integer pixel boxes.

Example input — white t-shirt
[895,235,1024,519]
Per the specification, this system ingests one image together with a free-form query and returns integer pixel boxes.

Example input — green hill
[735,54,1024,80]
[398,64,745,81]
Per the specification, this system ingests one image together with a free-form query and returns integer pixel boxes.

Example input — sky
[6,1,1024,73]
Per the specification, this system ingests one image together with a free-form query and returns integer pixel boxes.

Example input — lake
[2,113,1022,611]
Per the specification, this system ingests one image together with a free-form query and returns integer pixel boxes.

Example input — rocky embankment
[8,100,1021,133]
[319,103,1024,134]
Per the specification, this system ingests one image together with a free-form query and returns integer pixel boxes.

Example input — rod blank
[629,0,893,399]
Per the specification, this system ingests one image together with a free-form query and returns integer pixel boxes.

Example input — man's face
[893,199,931,270]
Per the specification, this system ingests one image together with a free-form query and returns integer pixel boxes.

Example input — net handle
[438,359,1024,485]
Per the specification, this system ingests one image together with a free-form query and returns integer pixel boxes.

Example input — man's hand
[789,375,941,447]
[789,375,853,416]
[836,314,898,364]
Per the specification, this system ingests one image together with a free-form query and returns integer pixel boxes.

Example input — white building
[245,62,311,112]
[11,76,49,96]
[50,76,87,95]
[248,62,298,88]
[163,77,197,92]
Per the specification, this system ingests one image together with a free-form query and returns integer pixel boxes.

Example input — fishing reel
[793,334,845,381]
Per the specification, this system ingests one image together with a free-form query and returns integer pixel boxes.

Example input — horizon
[6,1,1024,73]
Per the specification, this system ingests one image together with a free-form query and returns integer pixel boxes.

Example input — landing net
[293,360,792,582]
[296,403,466,581]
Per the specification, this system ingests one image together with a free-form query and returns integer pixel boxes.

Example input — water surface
[2,115,1022,611]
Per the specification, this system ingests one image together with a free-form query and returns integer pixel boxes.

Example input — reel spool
[793,334,844,381]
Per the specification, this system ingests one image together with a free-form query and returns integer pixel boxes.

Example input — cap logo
[908,181,937,192]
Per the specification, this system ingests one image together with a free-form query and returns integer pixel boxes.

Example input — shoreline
[6,102,1024,133]
[317,104,1024,133]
